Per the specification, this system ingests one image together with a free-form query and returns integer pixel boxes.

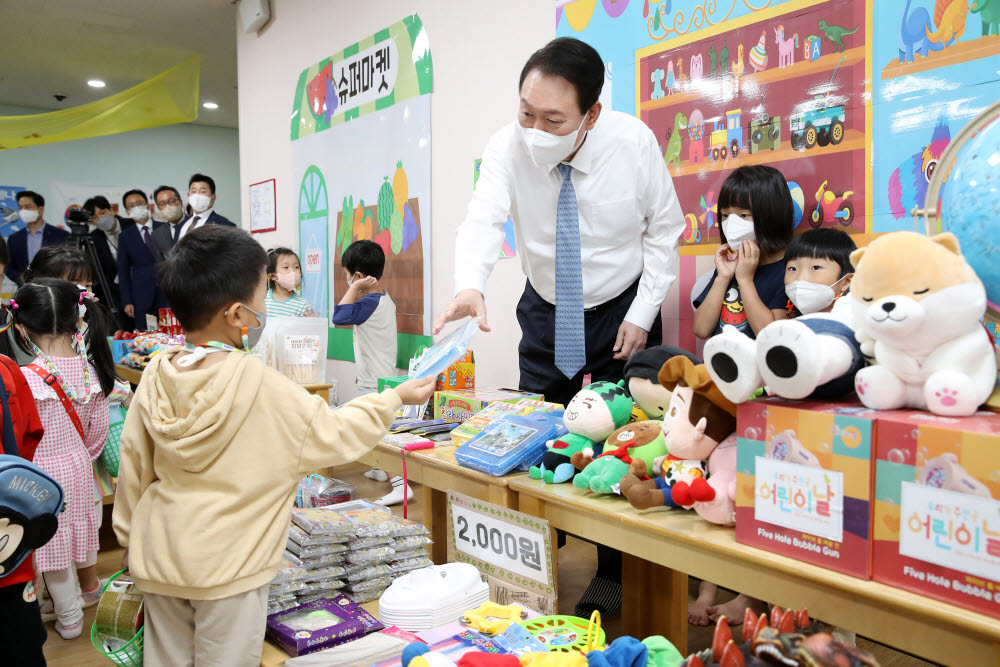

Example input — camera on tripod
[66,207,93,236]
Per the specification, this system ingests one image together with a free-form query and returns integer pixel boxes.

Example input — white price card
[754,457,844,543]
[447,491,552,588]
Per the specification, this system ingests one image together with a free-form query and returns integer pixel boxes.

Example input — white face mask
[188,193,212,213]
[517,114,588,167]
[96,215,116,232]
[786,275,850,314]
[19,209,39,224]
[128,206,150,223]
[721,213,756,250]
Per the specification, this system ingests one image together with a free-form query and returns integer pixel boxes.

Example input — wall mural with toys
[290,15,433,365]
[558,0,1000,359]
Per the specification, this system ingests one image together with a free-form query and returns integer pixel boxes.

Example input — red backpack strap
[26,364,85,442]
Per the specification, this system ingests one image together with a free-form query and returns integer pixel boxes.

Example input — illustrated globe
[935,107,1000,314]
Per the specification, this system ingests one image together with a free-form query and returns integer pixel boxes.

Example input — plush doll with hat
[572,421,667,495]
[619,356,737,521]
[624,346,701,420]
[850,232,997,416]
[529,381,633,484]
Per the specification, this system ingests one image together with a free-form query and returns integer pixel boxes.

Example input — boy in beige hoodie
[112,226,435,667]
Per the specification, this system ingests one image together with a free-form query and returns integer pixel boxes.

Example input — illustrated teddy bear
[528,381,633,484]
[850,232,997,416]
[571,421,666,495]
[619,356,738,523]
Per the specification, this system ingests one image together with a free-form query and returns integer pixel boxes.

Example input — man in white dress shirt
[435,38,685,618]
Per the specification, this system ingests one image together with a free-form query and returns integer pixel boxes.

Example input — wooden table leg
[423,485,448,564]
[621,554,687,656]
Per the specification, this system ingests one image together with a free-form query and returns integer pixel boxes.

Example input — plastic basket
[100,405,126,477]
[90,569,144,666]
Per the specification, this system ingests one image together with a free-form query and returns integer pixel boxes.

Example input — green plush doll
[573,421,666,494]
[529,380,633,484]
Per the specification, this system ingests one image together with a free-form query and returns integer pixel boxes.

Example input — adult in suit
[5,191,69,285]
[175,173,236,241]
[83,195,135,330]
[149,185,186,262]
[118,209,167,331]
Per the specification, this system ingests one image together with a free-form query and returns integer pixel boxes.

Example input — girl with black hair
[264,247,313,317]
[0,278,112,640]
[693,165,796,340]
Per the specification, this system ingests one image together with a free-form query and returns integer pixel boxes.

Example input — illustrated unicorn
[774,25,799,69]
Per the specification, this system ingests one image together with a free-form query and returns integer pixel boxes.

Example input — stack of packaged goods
[269,502,434,611]
[117,332,185,368]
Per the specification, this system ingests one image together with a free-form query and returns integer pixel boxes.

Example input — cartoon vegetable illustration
[354,199,374,241]
[393,160,408,212]
[377,176,395,231]
[338,195,353,254]
[390,207,404,254]
[402,201,418,252]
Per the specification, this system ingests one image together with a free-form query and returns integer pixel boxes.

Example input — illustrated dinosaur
[926,0,968,46]
[708,44,718,76]
[664,112,688,169]
[817,19,859,53]
[720,41,730,73]
[972,0,1000,37]
[899,0,944,62]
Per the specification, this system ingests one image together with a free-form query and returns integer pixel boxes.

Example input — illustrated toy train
[705,110,782,160]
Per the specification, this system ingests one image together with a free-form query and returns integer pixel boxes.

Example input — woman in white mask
[703,228,866,404]
[693,165,795,341]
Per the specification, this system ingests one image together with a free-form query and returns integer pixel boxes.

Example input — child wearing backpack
[0,278,114,640]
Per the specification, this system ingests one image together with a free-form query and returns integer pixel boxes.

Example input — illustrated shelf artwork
[637,0,867,254]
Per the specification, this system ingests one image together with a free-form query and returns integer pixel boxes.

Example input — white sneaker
[364,468,390,482]
[375,477,414,506]
[55,619,83,639]
[40,594,87,622]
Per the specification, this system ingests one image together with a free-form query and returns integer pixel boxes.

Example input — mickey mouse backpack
[0,354,62,578]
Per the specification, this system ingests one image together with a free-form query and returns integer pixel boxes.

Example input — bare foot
[707,593,767,624]
[688,581,717,626]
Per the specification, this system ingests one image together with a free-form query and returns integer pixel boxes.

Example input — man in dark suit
[5,191,69,284]
[175,173,236,241]
[149,185,186,262]
[83,195,135,327]
[117,203,167,331]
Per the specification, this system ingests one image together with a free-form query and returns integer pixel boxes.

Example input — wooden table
[511,477,1000,666]
[260,600,381,667]
[358,442,525,564]
[115,364,333,403]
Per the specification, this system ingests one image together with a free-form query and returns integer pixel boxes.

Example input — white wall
[237,1,554,399]
[0,104,240,224]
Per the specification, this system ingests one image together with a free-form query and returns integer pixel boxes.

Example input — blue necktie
[554,163,586,379]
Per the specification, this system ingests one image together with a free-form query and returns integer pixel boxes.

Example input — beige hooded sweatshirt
[112,348,401,600]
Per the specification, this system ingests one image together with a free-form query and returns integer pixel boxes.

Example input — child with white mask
[704,227,865,403]
[693,166,795,340]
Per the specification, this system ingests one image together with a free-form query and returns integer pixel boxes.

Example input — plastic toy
[774,25,798,68]
[455,411,567,476]
[572,421,667,494]
[462,602,526,636]
[529,381,632,484]
[810,180,853,227]
[817,19,858,53]
[520,615,606,654]
[850,232,997,416]
[790,95,845,151]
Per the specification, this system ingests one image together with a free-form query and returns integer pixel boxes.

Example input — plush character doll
[850,232,997,416]
[619,356,737,519]
[571,421,667,494]
[528,381,633,484]
[624,345,701,419]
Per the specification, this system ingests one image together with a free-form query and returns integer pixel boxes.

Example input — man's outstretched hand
[433,289,490,334]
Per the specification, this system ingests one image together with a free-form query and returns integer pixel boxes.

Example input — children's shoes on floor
[375,476,414,506]
[54,620,83,639]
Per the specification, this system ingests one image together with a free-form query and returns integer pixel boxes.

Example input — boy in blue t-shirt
[332,241,408,505]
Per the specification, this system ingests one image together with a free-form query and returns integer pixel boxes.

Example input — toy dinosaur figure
[664,111,688,169]
[926,0,968,47]
[817,19,859,53]
[972,0,1000,37]
[709,44,719,76]
[720,41,730,73]
[898,0,944,62]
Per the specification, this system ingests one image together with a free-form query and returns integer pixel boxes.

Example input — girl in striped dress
[0,279,114,639]
[264,248,314,317]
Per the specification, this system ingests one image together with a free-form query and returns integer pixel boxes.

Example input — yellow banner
[0,56,200,150]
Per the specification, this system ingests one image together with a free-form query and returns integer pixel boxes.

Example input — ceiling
[0,0,239,128]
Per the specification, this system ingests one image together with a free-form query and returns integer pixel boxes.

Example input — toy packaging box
[873,411,1000,619]
[266,594,383,656]
[735,397,878,578]
[454,410,567,476]
[436,350,475,391]
[450,398,564,446]
[434,389,543,423]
